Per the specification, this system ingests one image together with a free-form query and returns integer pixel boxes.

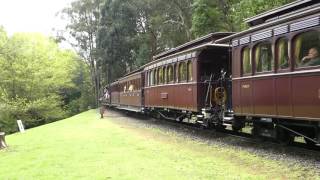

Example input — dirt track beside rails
[103,108,320,177]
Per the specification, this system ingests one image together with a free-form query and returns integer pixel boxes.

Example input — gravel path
[103,108,320,175]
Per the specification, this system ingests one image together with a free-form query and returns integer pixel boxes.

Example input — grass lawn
[0,110,318,180]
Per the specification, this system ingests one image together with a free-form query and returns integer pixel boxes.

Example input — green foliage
[0,30,94,133]
[191,0,294,36]
[230,0,295,31]
[97,0,139,82]
[61,0,103,106]
[0,95,67,133]
[63,0,298,86]
[58,0,299,117]
[96,0,195,83]
[191,0,223,37]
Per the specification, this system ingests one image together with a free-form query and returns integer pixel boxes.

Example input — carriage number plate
[241,84,250,89]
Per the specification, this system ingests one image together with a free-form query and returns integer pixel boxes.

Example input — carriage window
[152,69,156,85]
[149,71,152,86]
[242,47,251,75]
[128,84,134,91]
[149,70,152,86]
[276,38,289,70]
[123,84,127,92]
[163,66,167,84]
[294,30,320,68]
[151,70,155,86]
[159,67,164,84]
[146,72,149,86]
[155,68,159,85]
[174,63,177,82]
[178,62,187,81]
[187,61,193,81]
[254,42,273,73]
[167,65,174,83]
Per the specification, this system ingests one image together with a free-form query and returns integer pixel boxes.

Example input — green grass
[0,110,318,180]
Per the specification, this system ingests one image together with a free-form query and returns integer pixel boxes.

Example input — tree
[230,0,295,30]
[96,0,195,84]
[61,0,103,107]
[191,0,225,37]
[0,31,94,133]
[63,0,297,87]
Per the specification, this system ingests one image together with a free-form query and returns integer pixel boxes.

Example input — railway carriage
[143,33,233,121]
[105,32,234,123]
[104,0,320,146]
[107,69,144,112]
[216,0,320,145]
[109,81,120,105]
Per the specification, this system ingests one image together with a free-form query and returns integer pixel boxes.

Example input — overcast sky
[0,0,74,37]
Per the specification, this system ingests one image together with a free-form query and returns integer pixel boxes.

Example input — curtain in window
[294,36,302,66]
[242,47,251,74]
[255,46,262,72]
[159,67,163,84]
[179,62,187,81]
[167,65,173,82]
[153,69,157,85]
[277,39,289,69]
[254,42,273,72]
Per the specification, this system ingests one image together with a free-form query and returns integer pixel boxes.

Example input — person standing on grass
[100,105,105,118]
[100,89,110,118]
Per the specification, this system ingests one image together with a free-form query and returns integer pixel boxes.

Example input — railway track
[106,108,320,175]
[110,108,319,153]
[138,111,320,152]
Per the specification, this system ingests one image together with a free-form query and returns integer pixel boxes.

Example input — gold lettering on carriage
[241,84,250,89]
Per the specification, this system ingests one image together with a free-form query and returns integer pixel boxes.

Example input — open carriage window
[128,84,134,91]
[254,41,273,73]
[241,47,251,75]
[187,60,193,81]
[293,30,320,68]
[276,38,289,70]
[123,84,127,92]
[178,62,187,82]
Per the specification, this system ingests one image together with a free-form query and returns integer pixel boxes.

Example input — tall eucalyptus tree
[61,0,103,106]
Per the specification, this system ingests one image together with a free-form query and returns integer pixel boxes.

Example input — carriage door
[240,46,254,114]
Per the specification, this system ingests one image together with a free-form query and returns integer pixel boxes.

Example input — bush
[0,103,18,134]
[24,96,67,126]
[0,96,67,134]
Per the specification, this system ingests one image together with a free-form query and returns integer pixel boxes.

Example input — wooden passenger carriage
[108,69,144,112]
[109,81,120,105]
[216,0,320,144]
[143,33,233,115]
[105,0,320,146]
[106,32,233,120]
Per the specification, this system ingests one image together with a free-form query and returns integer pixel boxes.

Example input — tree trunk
[107,63,112,84]
[0,132,7,149]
